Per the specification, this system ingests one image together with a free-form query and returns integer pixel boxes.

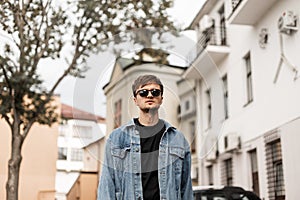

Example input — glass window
[70,148,83,161]
[249,149,260,196]
[207,165,214,185]
[185,100,190,111]
[58,147,67,160]
[224,158,233,186]
[205,89,212,128]
[271,141,285,198]
[244,53,253,104]
[114,99,122,128]
[190,121,196,152]
[222,74,228,119]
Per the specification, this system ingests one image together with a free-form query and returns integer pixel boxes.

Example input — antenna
[273,11,299,83]
[273,33,299,83]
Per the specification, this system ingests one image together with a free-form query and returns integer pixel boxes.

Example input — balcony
[228,0,277,25]
[185,26,230,79]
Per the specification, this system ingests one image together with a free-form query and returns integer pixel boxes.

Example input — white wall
[192,0,300,199]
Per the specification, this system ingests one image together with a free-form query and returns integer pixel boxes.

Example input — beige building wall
[67,172,98,200]
[0,101,60,200]
[83,138,106,175]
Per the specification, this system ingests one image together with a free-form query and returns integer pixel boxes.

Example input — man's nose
[147,92,153,98]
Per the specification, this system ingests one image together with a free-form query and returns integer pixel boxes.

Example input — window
[222,74,228,119]
[71,148,83,162]
[249,149,260,196]
[205,89,212,128]
[114,99,122,128]
[177,105,181,115]
[218,4,227,45]
[207,165,214,185]
[244,53,253,104]
[190,121,196,153]
[271,141,285,199]
[192,166,199,185]
[185,100,190,111]
[265,138,285,200]
[58,147,67,160]
[222,158,233,186]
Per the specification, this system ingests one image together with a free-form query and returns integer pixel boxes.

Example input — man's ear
[133,96,137,105]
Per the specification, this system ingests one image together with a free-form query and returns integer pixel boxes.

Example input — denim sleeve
[181,149,193,200]
[97,138,116,200]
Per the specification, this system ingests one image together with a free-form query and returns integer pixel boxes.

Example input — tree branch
[3,115,13,129]
[49,50,79,94]
[0,62,13,95]
[21,120,35,140]
[14,1,25,72]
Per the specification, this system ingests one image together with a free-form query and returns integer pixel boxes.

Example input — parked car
[193,185,261,200]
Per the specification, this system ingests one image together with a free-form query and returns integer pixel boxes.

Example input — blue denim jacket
[97,119,193,200]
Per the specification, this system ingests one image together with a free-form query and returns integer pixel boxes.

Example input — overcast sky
[39,0,206,117]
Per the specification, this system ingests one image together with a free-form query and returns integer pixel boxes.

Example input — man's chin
[141,106,159,113]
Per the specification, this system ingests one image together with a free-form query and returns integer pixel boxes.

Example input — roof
[61,103,105,123]
[55,171,80,194]
[102,48,187,90]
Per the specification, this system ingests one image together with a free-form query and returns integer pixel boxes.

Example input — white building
[55,103,105,200]
[182,0,300,199]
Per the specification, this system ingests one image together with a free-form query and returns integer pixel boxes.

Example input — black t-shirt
[134,118,165,200]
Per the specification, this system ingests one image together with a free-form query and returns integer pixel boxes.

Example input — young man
[98,75,193,200]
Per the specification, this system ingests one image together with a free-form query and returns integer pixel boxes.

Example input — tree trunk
[6,128,23,200]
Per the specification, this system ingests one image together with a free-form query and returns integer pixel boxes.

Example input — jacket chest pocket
[169,147,185,173]
[111,146,131,171]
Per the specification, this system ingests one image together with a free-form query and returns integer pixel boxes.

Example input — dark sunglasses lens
[151,89,161,97]
[138,90,149,97]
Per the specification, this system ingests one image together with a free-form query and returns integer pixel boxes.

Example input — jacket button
[160,149,166,153]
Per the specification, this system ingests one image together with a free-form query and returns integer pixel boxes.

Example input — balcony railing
[187,26,227,65]
[231,0,243,12]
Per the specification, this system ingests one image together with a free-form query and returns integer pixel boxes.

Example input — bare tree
[0,0,178,199]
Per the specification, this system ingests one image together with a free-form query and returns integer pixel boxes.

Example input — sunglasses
[136,89,162,97]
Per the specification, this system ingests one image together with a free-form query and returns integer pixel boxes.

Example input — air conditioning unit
[224,132,241,152]
[200,15,214,32]
[205,135,218,161]
[206,145,218,161]
[278,11,298,34]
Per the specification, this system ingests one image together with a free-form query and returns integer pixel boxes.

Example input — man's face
[133,83,163,112]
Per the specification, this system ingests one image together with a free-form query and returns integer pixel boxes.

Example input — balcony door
[218,5,227,45]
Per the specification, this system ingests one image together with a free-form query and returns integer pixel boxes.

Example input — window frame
[244,52,254,105]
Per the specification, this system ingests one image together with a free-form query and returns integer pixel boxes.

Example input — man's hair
[132,75,164,97]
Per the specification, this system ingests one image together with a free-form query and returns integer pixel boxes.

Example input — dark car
[193,185,261,200]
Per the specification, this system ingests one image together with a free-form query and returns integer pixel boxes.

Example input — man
[98,75,193,200]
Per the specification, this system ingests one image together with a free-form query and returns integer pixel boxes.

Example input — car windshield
[230,191,261,200]
[194,191,226,200]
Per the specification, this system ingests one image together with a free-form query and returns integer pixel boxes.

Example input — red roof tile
[61,103,105,123]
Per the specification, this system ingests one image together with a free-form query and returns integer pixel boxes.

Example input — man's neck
[138,110,159,126]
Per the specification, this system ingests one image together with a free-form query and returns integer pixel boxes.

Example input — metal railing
[186,26,227,65]
[232,0,243,12]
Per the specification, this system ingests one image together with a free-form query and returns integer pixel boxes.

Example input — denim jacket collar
[120,118,175,132]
